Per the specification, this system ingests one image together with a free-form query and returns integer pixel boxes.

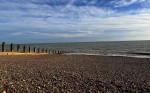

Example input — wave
[128,52,150,55]
[66,52,150,58]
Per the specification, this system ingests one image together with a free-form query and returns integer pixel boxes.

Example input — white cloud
[66,0,76,8]
[26,31,98,38]
[139,0,146,2]
[0,0,150,41]
[16,11,150,40]
[111,0,150,8]
[0,0,117,19]
[111,0,140,7]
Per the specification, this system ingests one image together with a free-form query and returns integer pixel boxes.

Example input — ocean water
[1,41,150,58]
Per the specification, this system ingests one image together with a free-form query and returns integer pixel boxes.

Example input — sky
[0,0,150,43]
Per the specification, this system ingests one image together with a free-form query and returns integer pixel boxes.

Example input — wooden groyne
[0,42,65,55]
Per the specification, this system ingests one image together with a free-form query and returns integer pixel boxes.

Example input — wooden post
[46,49,48,53]
[10,43,14,52]
[2,42,6,52]
[17,44,20,53]
[34,47,36,53]
[23,45,26,53]
[49,50,51,54]
[38,48,40,53]
[42,48,44,53]
[29,46,31,53]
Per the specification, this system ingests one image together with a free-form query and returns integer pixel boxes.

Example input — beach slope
[0,55,149,92]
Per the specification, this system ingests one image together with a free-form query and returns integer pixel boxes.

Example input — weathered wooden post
[17,44,20,53]
[10,43,14,52]
[38,48,40,53]
[49,50,51,54]
[46,49,48,53]
[42,48,44,53]
[29,46,31,53]
[2,42,6,52]
[34,47,36,53]
[23,45,26,53]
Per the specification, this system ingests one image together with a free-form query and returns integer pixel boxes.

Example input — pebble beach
[0,55,150,93]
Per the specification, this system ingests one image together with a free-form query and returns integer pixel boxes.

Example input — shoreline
[66,53,150,59]
[0,52,49,55]
[1,52,150,59]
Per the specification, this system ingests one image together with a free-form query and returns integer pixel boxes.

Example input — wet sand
[0,52,48,55]
[0,55,150,93]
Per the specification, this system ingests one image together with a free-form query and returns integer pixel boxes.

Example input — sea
[1,41,150,58]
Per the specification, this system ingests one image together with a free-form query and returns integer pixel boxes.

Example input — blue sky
[0,0,150,43]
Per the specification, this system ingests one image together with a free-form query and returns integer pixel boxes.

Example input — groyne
[0,42,65,55]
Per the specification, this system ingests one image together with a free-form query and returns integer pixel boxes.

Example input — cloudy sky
[0,0,150,43]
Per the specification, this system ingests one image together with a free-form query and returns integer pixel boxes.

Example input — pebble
[0,55,149,92]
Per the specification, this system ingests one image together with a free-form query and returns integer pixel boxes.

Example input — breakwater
[0,42,66,55]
